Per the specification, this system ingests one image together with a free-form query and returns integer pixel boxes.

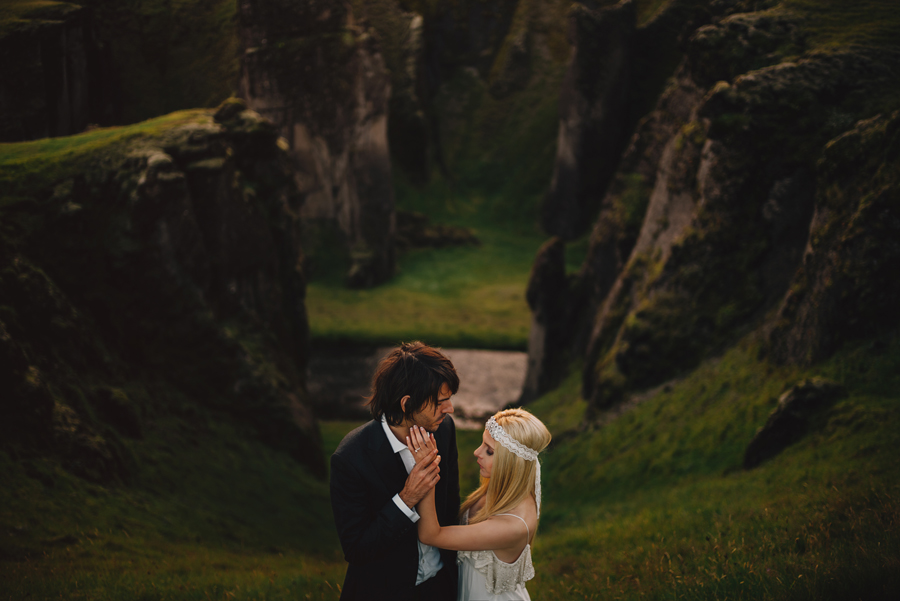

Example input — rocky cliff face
[0,103,324,479]
[525,0,900,412]
[237,0,395,288]
[0,3,115,141]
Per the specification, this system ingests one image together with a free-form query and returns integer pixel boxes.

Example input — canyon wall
[524,0,900,410]
[0,104,324,479]
[237,0,396,288]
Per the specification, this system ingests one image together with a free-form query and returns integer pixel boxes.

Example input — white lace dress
[457,512,534,601]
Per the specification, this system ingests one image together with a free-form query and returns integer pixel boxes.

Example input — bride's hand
[406,425,438,467]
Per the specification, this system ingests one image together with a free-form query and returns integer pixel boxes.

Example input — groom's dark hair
[367,341,459,426]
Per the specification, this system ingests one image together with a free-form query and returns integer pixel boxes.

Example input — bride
[407,408,551,601]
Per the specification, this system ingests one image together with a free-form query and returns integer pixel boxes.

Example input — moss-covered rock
[528,0,900,416]
[767,111,900,364]
[0,105,324,478]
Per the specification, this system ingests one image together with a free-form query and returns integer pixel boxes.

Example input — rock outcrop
[0,104,324,478]
[524,0,900,412]
[237,0,395,288]
[743,378,845,469]
[767,111,900,364]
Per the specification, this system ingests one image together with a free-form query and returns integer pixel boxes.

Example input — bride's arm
[408,428,525,552]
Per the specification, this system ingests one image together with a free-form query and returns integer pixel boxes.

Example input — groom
[330,342,460,601]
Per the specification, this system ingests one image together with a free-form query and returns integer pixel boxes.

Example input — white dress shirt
[381,417,443,585]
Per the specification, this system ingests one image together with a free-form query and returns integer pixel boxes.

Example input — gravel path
[307,348,528,430]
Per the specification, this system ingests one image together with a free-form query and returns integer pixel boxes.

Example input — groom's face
[409,382,455,432]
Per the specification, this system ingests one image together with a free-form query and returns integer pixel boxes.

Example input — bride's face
[473,429,495,478]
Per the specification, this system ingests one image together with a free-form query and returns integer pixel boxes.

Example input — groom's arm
[330,450,441,565]
[330,452,411,565]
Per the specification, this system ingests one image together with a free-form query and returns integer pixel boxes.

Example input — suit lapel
[367,421,409,496]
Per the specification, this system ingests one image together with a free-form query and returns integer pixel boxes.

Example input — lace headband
[486,416,542,518]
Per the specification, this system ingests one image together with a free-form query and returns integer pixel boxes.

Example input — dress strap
[494,513,530,543]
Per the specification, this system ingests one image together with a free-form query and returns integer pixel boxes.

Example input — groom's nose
[442,399,454,414]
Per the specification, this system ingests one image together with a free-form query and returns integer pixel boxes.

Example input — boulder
[743,378,846,469]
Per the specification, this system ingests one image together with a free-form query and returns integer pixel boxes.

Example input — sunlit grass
[307,226,545,350]
[0,110,206,164]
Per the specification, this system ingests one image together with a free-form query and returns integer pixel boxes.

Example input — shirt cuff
[393,494,420,523]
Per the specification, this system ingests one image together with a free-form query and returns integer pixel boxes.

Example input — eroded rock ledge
[0,105,324,479]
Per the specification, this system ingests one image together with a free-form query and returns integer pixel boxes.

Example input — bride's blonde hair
[460,408,551,529]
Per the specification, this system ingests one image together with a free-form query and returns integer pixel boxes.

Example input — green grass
[0,110,205,163]
[307,224,547,350]
[526,334,900,600]
[1,411,344,601]
[0,109,209,212]
[4,334,898,600]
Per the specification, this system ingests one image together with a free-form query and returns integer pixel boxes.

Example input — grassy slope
[8,329,894,600]
[1,414,343,601]
[529,333,900,599]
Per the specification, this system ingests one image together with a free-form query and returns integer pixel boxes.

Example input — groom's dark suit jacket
[330,417,460,601]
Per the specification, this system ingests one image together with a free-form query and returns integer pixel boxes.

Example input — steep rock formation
[0,3,114,141]
[541,0,636,240]
[0,105,324,478]
[238,0,395,288]
[356,0,572,197]
[349,0,430,182]
[525,0,900,412]
[520,237,577,403]
[767,111,900,363]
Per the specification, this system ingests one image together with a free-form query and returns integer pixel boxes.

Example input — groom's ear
[399,395,411,415]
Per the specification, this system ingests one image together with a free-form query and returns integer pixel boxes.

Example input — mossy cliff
[0,105,324,480]
[237,0,395,288]
[349,0,572,215]
[524,0,900,412]
[0,0,239,140]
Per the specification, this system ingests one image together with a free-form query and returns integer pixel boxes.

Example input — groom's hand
[398,450,441,508]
